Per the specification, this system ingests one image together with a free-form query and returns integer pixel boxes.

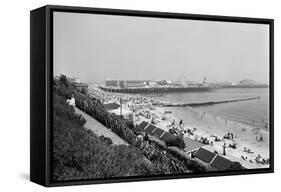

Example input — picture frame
[30,5,274,187]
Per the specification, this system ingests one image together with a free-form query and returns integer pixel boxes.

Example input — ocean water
[144,88,270,131]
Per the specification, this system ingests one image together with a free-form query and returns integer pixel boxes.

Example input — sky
[54,12,270,84]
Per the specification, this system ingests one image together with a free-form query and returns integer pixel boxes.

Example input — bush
[166,147,209,172]
[99,135,113,145]
[125,119,135,129]
[165,136,186,149]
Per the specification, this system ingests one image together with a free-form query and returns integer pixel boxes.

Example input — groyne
[159,96,260,107]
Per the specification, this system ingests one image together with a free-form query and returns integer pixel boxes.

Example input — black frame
[30,5,274,187]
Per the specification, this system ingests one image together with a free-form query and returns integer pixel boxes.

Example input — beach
[161,106,270,168]
[89,85,270,169]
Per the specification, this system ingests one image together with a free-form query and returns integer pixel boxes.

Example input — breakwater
[159,96,260,107]
[99,86,216,93]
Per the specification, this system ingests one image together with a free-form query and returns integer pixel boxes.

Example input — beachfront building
[105,79,120,87]
[156,80,168,86]
[148,81,157,86]
[105,79,147,88]
[103,102,133,119]
[239,79,257,86]
[124,80,147,88]
[72,82,88,91]
[68,77,81,84]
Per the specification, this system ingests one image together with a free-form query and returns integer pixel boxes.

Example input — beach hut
[183,137,205,153]
[194,147,245,171]
[194,147,216,164]
[136,121,176,142]
[137,121,149,130]
[136,121,205,153]
[210,155,232,171]
[103,103,120,111]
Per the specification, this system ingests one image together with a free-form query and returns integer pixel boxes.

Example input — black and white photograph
[51,10,272,182]
[2,0,281,191]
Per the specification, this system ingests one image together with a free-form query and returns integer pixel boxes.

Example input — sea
[144,88,270,131]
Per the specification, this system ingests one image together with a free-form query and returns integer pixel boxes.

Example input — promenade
[74,107,128,146]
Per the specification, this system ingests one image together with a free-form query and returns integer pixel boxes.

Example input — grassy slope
[53,94,158,181]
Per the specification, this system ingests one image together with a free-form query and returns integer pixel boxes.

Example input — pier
[99,86,216,93]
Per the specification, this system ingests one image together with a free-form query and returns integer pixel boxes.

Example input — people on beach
[222,143,226,156]
[214,136,221,142]
[258,134,264,142]
[229,142,237,149]
[179,119,184,128]
[223,132,234,140]
[199,137,210,144]
[243,147,254,154]
[143,133,150,144]
[241,155,247,160]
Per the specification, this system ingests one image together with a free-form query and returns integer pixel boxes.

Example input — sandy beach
[89,85,270,169]
[161,106,270,168]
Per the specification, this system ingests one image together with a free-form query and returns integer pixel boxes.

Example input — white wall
[0,0,279,191]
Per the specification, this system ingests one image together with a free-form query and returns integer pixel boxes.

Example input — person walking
[223,143,226,156]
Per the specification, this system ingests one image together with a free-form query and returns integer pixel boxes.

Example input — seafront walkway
[74,107,128,146]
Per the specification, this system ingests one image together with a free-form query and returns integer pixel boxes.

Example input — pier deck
[99,86,216,93]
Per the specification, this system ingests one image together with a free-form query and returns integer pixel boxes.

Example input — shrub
[166,147,209,172]
[165,136,186,149]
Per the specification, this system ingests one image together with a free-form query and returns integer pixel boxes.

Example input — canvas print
[52,11,270,181]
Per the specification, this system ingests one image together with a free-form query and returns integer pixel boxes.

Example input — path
[74,107,128,146]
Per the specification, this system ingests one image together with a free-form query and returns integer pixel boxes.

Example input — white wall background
[0,0,279,191]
